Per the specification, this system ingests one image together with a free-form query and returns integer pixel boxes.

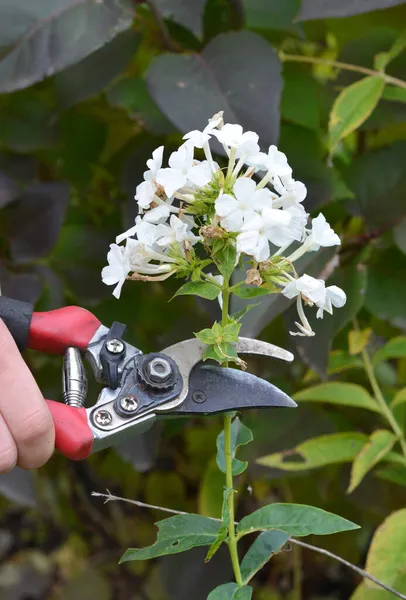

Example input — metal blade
[167,364,297,416]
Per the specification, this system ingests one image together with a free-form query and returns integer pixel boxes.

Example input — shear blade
[172,364,297,416]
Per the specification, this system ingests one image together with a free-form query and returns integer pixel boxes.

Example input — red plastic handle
[29,307,101,354]
[46,400,94,460]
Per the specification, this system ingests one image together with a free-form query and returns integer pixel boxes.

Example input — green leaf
[366,247,406,328]
[147,31,282,148]
[107,75,175,135]
[216,417,254,476]
[119,514,221,562]
[348,430,397,493]
[240,530,289,585]
[215,242,237,281]
[382,86,406,103]
[237,503,360,538]
[195,327,217,345]
[233,286,272,299]
[391,388,406,409]
[345,142,406,229]
[365,508,406,588]
[327,351,364,375]
[243,0,301,30]
[328,76,385,152]
[0,0,134,93]
[374,32,406,71]
[174,281,220,300]
[231,303,261,322]
[208,583,253,600]
[205,488,232,561]
[203,344,224,362]
[373,337,406,364]
[376,464,406,488]
[257,432,369,472]
[293,383,380,413]
[223,322,241,343]
[281,64,322,131]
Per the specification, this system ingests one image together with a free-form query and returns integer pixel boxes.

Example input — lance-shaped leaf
[348,430,397,493]
[329,76,385,153]
[147,31,282,148]
[216,417,253,476]
[0,0,134,93]
[391,388,406,409]
[293,383,380,413]
[174,281,221,300]
[376,464,406,488]
[383,86,406,103]
[205,487,232,562]
[120,514,221,562]
[373,336,406,365]
[257,432,368,472]
[365,508,406,589]
[240,530,289,585]
[236,503,360,538]
[208,583,253,600]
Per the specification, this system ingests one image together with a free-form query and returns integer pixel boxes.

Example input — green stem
[361,348,406,459]
[279,52,406,89]
[221,280,243,586]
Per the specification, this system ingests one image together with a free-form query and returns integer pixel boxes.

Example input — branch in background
[92,490,406,600]
[145,0,179,52]
[279,52,406,89]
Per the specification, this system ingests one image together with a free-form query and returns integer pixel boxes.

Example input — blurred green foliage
[0,1,406,599]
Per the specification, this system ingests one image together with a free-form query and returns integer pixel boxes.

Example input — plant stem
[221,280,243,586]
[224,414,243,586]
[361,348,406,459]
[279,52,406,89]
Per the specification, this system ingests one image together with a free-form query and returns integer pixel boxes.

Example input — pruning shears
[0,296,297,461]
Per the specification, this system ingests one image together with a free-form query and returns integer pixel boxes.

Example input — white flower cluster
[102,112,346,337]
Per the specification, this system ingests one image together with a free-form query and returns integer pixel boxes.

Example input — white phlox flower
[274,174,307,203]
[215,178,273,232]
[211,124,260,158]
[155,215,200,248]
[316,285,346,318]
[249,145,292,178]
[282,274,326,305]
[308,213,341,250]
[134,180,156,210]
[237,209,292,262]
[156,142,212,197]
[143,146,164,182]
[102,243,131,299]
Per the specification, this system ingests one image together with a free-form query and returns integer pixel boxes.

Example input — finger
[0,320,55,469]
[0,414,17,473]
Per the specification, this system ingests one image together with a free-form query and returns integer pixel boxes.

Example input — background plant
[0,1,405,599]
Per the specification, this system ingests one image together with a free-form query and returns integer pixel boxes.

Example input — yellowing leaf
[257,432,368,472]
[329,76,385,152]
[365,508,406,590]
[293,382,380,413]
[348,328,372,355]
[348,430,397,494]
[391,387,406,409]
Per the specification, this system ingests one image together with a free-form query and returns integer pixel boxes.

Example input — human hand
[0,319,55,473]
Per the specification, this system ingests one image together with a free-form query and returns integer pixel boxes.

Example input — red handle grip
[29,307,101,354]
[46,400,94,460]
